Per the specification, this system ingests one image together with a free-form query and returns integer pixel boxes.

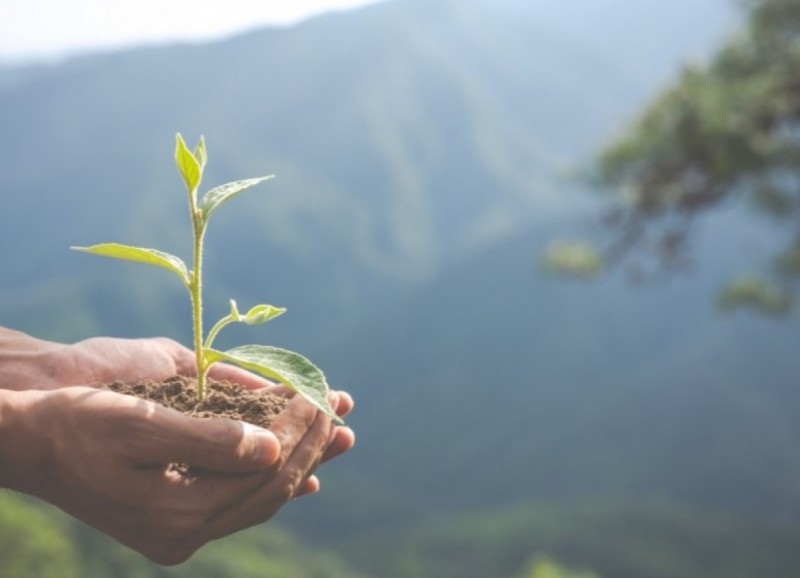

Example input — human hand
[0,327,271,391]
[0,326,354,474]
[0,327,355,563]
[0,384,353,565]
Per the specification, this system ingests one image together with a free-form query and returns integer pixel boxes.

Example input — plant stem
[191,209,207,401]
[204,315,232,351]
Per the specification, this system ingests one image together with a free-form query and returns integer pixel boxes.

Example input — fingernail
[254,431,280,467]
[335,390,353,412]
[244,424,280,467]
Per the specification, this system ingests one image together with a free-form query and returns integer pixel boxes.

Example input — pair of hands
[0,328,354,565]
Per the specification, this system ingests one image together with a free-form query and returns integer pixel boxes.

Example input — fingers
[322,426,355,464]
[265,394,320,466]
[177,393,330,509]
[129,405,281,472]
[294,475,321,498]
[333,390,354,418]
[268,410,332,503]
[133,390,352,550]
[322,390,355,462]
[205,408,333,539]
[124,385,353,474]
[196,391,352,506]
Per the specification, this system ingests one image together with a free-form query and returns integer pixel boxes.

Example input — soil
[102,374,289,429]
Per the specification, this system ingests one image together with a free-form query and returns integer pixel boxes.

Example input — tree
[551,0,800,314]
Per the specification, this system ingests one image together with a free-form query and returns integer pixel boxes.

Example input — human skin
[0,327,355,565]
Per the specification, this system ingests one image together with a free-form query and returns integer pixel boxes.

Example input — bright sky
[0,0,384,64]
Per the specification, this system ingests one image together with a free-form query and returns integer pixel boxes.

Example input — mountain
[320,211,800,514]
[0,0,735,345]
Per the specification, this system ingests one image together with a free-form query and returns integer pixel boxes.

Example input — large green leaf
[71,243,190,288]
[205,345,340,422]
[175,133,202,194]
[198,176,274,226]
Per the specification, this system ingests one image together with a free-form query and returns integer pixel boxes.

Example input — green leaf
[242,304,286,325]
[227,300,285,324]
[193,135,207,171]
[205,345,340,422]
[71,243,190,288]
[198,176,274,226]
[175,133,202,194]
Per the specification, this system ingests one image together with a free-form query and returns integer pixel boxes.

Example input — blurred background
[3,0,800,576]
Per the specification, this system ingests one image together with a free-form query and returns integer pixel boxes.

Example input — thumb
[134,409,281,472]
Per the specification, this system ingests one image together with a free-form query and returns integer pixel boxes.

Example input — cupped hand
[0,327,355,564]
[1,330,271,391]
[4,385,349,565]
[0,328,355,473]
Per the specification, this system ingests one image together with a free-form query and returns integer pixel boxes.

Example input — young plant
[72,134,339,421]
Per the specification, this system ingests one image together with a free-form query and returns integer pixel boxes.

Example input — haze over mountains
[0,0,738,339]
[5,1,800,576]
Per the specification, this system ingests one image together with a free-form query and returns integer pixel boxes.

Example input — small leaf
[229,299,242,321]
[193,135,207,171]
[198,176,274,226]
[72,243,190,288]
[205,345,340,422]
[175,133,202,193]
[243,304,286,325]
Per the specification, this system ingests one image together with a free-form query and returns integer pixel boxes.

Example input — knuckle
[276,469,305,502]
[285,397,319,432]
[152,336,181,348]
[150,337,193,372]
[275,482,296,503]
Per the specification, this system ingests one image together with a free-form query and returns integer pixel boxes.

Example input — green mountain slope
[281,210,800,547]
[346,501,800,578]
[0,0,732,344]
[0,494,366,578]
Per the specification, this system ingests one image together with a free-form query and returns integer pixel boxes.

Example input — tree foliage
[521,555,599,578]
[590,0,800,312]
[0,493,79,578]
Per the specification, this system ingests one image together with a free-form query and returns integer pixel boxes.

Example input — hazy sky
[0,0,384,64]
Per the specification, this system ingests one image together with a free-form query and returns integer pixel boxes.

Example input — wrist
[0,389,52,494]
[0,328,64,391]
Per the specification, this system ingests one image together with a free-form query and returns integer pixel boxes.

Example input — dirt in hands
[103,374,289,429]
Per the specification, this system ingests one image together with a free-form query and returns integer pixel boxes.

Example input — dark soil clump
[103,374,289,429]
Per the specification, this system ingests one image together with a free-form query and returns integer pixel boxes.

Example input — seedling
[72,134,338,421]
